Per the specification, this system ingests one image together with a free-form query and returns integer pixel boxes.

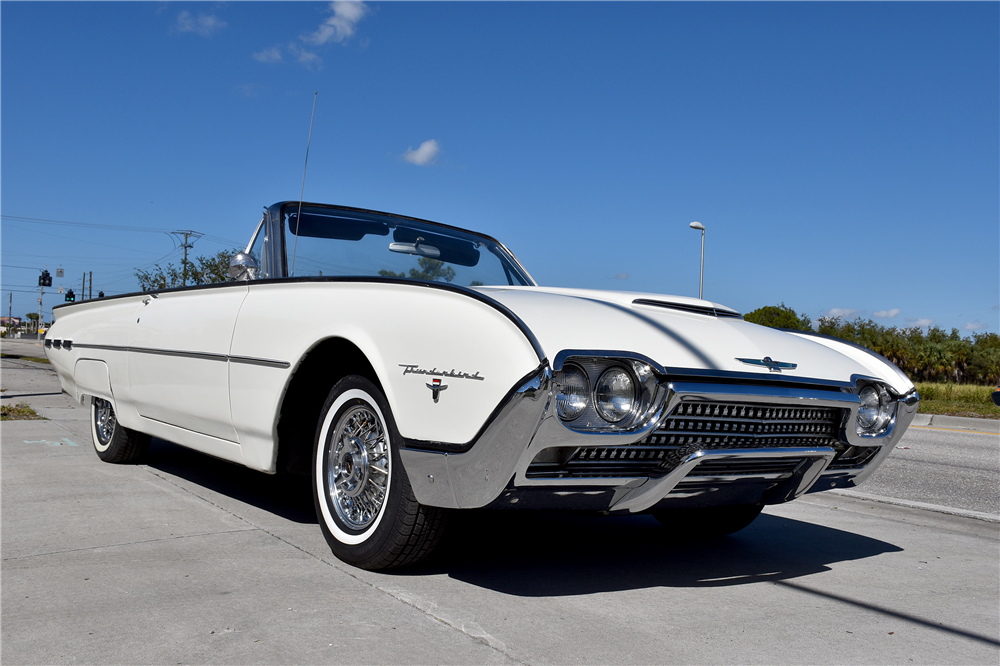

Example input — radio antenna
[289,91,318,277]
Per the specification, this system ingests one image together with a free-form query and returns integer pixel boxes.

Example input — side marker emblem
[426,378,448,403]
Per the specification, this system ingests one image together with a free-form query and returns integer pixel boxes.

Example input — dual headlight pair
[557,364,635,423]
[856,383,896,436]
[554,357,662,431]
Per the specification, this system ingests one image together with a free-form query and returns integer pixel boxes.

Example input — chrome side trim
[71,343,289,369]
[129,346,228,362]
[229,355,292,369]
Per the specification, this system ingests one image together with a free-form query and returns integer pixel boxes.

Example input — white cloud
[824,308,858,320]
[253,47,283,63]
[614,273,629,280]
[289,44,323,70]
[302,1,368,46]
[906,317,935,328]
[873,308,900,319]
[176,11,227,37]
[963,321,985,331]
[402,140,440,166]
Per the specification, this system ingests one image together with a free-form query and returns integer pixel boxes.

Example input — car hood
[475,286,875,386]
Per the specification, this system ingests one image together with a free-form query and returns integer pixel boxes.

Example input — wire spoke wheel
[327,405,390,530]
[89,397,150,464]
[313,376,449,570]
[93,398,117,448]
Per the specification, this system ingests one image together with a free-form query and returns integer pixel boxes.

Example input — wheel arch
[275,336,382,476]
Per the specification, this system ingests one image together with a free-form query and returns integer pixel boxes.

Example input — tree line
[744,304,1000,385]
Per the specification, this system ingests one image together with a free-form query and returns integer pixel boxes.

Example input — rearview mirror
[389,237,441,259]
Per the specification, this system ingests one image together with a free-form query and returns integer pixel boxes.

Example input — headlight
[556,364,590,421]
[857,384,892,435]
[594,366,636,423]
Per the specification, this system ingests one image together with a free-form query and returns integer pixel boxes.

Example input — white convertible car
[45,201,920,570]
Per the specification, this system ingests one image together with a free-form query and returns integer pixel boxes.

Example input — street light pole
[689,221,705,300]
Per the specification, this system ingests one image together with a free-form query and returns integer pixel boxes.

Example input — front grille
[526,399,853,479]
[650,401,842,448]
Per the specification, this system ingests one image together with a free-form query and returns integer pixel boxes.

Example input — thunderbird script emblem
[426,378,448,403]
[736,356,797,373]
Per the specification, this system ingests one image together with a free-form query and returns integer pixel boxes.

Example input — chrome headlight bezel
[855,381,896,437]
[553,353,666,433]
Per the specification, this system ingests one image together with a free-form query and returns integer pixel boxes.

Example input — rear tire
[90,397,151,464]
[652,504,763,539]
[313,376,448,570]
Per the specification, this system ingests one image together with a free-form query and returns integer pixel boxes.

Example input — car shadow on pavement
[145,438,317,525]
[143,438,902,595]
[416,508,903,596]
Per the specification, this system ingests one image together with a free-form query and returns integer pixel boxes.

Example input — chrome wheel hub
[94,399,116,446]
[327,405,389,530]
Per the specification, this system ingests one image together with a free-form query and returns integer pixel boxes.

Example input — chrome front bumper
[400,367,920,511]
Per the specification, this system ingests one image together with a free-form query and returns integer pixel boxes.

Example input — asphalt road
[2,339,998,665]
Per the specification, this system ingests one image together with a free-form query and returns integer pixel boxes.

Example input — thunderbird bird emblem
[426,378,448,403]
[736,356,797,373]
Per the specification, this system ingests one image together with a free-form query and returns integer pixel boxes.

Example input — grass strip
[0,353,50,364]
[915,382,999,419]
[0,403,46,420]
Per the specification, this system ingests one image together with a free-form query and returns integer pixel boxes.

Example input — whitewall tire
[312,376,448,570]
[90,397,151,464]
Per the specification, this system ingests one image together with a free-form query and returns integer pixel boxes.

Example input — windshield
[282,204,532,287]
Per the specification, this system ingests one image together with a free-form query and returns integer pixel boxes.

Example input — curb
[828,489,1000,524]
[910,413,999,433]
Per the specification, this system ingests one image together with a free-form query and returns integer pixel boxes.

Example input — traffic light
[65,290,75,302]
[38,270,52,287]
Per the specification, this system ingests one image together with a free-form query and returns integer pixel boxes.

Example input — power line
[1,214,242,247]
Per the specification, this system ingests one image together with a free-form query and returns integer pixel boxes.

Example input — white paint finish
[477,286,876,383]
[229,282,540,453]
[46,296,144,423]
[73,360,111,403]
[135,414,245,466]
[128,285,248,443]
[785,331,915,395]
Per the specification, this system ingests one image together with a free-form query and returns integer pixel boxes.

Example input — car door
[128,284,249,443]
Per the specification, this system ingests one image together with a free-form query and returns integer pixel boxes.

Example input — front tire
[90,397,151,464]
[313,376,448,570]
[652,504,764,539]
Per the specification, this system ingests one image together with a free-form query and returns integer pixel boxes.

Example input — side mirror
[229,253,260,281]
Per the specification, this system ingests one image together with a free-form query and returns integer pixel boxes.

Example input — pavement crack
[251,530,527,664]
[2,529,258,561]
[142,467,266,531]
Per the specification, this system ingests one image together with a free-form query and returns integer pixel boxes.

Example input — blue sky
[2,2,997,335]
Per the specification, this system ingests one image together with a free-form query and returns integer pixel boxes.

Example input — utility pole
[82,273,87,302]
[7,292,11,338]
[171,230,203,287]
[88,272,93,300]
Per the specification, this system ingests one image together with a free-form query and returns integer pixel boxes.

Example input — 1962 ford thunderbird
[45,201,920,570]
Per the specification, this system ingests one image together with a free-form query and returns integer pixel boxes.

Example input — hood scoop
[632,298,742,319]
